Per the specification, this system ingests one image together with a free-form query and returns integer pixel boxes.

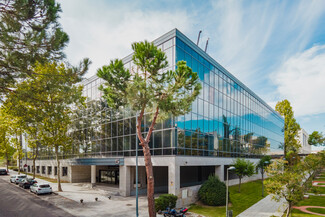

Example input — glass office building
[64,29,283,160]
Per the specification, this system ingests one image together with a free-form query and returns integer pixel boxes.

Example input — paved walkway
[7,170,203,217]
[313,181,325,187]
[237,194,287,217]
[293,206,325,216]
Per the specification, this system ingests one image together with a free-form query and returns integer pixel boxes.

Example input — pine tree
[98,41,201,217]
[0,0,69,98]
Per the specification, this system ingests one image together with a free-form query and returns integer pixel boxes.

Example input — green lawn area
[189,180,267,217]
[315,177,325,181]
[25,172,68,183]
[306,207,325,214]
[292,196,325,217]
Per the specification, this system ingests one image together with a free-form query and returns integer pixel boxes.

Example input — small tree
[256,155,272,197]
[265,159,305,217]
[308,131,325,146]
[275,100,301,158]
[8,60,89,191]
[233,158,255,193]
[98,41,201,217]
[0,109,15,171]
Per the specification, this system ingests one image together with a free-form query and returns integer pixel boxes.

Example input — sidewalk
[237,194,287,217]
[7,170,202,217]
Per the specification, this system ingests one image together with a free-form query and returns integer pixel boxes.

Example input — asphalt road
[0,176,75,217]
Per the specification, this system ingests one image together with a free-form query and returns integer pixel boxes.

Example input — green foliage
[232,158,256,192]
[0,0,69,97]
[198,175,226,206]
[190,180,268,217]
[154,194,178,212]
[308,131,325,146]
[275,100,301,157]
[265,159,305,216]
[256,155,272,177]
[97,40,201,122]
[0,108,15,170]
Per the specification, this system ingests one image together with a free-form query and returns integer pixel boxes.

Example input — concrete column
[168,164,180,196]
[91,165,96,187]
[215,165,224,181]
[119,165,131,196]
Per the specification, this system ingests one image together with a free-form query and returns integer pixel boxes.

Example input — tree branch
[145,107,159,142]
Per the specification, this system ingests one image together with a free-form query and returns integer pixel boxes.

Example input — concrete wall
[71,165,91,183]
[25,159,71,182]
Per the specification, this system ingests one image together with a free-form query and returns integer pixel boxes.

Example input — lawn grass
[306,207,325,214]
[315,177,325,181]
[189,179,268,217]
[292,196,325,217]
[25,172,69,183]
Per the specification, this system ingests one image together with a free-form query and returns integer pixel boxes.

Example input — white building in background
[298,128,311,154]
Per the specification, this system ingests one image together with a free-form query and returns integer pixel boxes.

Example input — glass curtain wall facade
[36,29,283,160]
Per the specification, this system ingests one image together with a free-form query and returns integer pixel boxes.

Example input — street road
[0,176,75,217]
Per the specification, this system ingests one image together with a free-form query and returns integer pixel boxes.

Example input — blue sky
[58,0,325,150]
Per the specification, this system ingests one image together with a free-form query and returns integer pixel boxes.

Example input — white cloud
[273,45,325,117]
[58,0,193,77]
[204,0,325,89]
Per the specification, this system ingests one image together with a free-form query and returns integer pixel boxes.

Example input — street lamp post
[262,161,269,197]
[226,166,236,217]
[136,112,139,217]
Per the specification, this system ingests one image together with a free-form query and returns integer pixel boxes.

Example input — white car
[14,175,27,184]
[10,175,17,183]
[30,183,52,195]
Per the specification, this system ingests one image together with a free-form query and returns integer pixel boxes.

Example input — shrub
[198,175,227,206]
[154,194,178,212]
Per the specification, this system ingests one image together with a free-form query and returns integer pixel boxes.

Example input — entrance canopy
[70,158,124,166]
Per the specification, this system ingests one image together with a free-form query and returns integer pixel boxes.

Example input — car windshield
[11,176,16,178]
[0,169,6,171]
[40,184,50,188]
[18,176,26,178]
[27,178,33,182]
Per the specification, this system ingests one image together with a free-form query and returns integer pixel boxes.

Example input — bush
[198,175,227,206]
[154,194,178,212]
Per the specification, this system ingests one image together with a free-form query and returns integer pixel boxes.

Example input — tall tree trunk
[239,178,241,193]
[142,142,155,217]
[136,107,159,217]
[286,202,291,217]
[33,158,36,179]
[55,146,62,192]
[5,152,8,172]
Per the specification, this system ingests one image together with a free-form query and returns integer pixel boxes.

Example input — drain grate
[126,204,132,206]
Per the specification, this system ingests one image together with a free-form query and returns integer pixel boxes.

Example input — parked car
[0,169,8,175]
[19,178,37,189]
[10,175,17,183]
[30,183,52,195]
[14,175,27,185]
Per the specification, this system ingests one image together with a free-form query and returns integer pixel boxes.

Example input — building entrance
[99,167,119,185]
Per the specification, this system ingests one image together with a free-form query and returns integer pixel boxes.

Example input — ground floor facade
[23,156,263,207]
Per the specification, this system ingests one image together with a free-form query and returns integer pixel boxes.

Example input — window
[42,166,45,174]
[54,166,57,175]
[48,166,52,175]
[36,166,40,173]
[62,167,68,176]
[27,166,30,172]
